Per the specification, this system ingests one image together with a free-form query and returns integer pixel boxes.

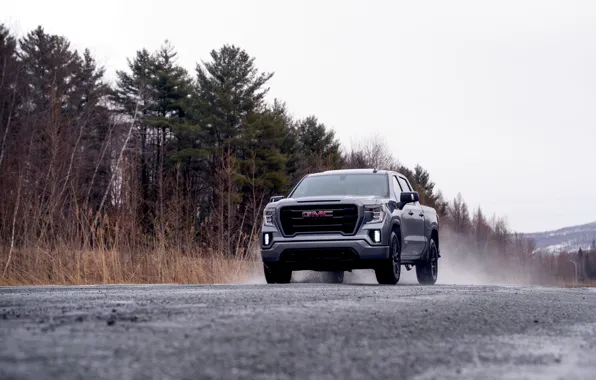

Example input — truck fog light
[264,233,270,246]
[373,230,381,243]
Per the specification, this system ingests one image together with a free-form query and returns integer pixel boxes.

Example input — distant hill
[525,221,596,254]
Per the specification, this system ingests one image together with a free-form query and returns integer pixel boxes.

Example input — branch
[84,116,117,211]
[2,165,22,277]
[93,101,140,228]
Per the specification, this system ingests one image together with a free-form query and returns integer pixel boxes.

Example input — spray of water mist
[242,228,536,286]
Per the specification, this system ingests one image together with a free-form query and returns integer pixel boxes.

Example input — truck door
[397,176,426,258]
[392,176,415,257]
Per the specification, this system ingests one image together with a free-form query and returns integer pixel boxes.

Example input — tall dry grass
[560,280,596,288]
[0,245,262,286]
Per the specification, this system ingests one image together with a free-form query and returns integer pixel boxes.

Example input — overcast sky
[4,0,596,233]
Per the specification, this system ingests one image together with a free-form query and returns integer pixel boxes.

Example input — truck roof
[308,168,394,176]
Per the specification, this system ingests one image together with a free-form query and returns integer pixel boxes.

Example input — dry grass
[559,280,596,288]
[0,246,263,286]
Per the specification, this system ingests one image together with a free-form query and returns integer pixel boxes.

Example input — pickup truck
[260,169,440,285]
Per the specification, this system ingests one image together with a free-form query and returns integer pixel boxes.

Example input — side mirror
[399,191,419,207]
[269,195,285,203]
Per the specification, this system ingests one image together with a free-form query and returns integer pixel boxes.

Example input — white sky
[3,0,596,233]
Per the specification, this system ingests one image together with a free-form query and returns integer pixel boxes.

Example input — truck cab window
[392,176,402,199]
[398,177,412,192]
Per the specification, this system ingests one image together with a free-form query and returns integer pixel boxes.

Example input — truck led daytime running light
[373,230,381,243]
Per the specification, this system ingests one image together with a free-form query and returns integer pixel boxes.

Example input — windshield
[290,173,389,198]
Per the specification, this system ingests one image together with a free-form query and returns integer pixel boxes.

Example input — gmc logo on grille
[302,210,333,217]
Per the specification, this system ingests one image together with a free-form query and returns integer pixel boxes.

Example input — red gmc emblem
[302,210,334,217]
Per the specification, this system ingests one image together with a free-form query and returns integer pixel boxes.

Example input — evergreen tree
[4,26,114,245]
[69,49,112,212]
[237,107,291,245]
[18,27,86,210]
[112,48,156,115]
[193,44,273,153]
[113,42,192,233]
[149,42,192,236]
[413,164,439,207]
[269,99,299,188]
[191,44,274,216]
[190,44,275,251]
[0,25,19,237]
[113,48,158,230]
[19,26,80,113]
[240,106,291,192]
[294,115,342,177]
[0,24,18,134]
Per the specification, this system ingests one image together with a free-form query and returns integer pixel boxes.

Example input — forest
[0,24,590,285]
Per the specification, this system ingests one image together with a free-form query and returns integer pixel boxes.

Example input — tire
[263,263,292,284]
[330,271,344,284]
[416,238,439,285]
[375,230,401,285]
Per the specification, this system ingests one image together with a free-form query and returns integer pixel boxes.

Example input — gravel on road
[1,277,596,380]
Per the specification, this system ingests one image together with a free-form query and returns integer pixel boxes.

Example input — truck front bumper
[261,239,390,271]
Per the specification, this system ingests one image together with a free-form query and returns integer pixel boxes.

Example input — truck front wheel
[416,239,439,285]
[375,230,401,285]
[263,263,292,284]
[328,271,344,283]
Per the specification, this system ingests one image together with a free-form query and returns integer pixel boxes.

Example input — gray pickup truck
[260,169,440,285]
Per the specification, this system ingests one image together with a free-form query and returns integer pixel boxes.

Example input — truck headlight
[365,205,386,224]
[263,208,275,227]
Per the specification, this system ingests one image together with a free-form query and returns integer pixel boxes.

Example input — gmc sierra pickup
[260,169,440,285]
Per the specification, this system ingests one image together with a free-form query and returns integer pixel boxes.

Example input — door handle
[419,213,424,217]
[408,211,414,216]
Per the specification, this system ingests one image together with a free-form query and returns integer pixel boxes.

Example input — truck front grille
[278,204,359,235]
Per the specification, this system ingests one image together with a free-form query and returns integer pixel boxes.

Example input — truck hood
[272,195,388,207]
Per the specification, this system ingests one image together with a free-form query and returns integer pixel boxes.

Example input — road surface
[1,275,596,379]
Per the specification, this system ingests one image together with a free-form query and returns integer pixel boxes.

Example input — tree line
[0,24,575,284]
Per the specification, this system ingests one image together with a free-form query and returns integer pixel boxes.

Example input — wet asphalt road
[1,277,596,380]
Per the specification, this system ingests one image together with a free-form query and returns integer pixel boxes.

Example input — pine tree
[0,24,19,166]
[237,107,291,250]
[269,99,299,187]
[149,42,192,238]
[113,43,192,234]
[413,165,439,207]
[18,27,86,230]
[70,49,112,212]
[0,25,19,238]
[0,24,18,130]
[294,115,342,177]
[19,26,80,113]
[113,48,158,231]
[191,44,275,251]
[193,44,273,153]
